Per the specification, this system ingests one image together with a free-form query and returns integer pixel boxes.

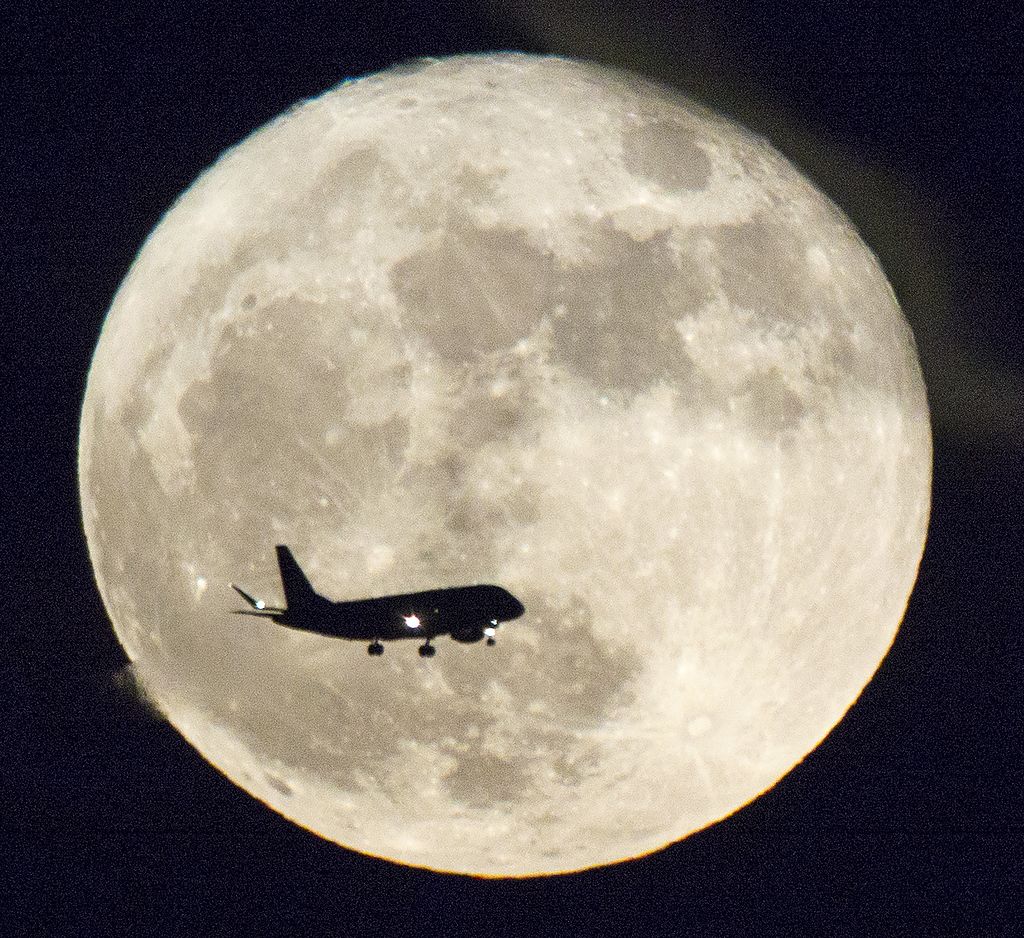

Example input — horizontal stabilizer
[230,583,284,615]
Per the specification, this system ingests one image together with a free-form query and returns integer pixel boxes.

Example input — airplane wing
[230,583,285,616]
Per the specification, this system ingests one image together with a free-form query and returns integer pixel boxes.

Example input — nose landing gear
[368,640,384,656]
[418,641,436,658]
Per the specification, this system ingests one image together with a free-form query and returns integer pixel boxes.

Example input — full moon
[79,54,930,876]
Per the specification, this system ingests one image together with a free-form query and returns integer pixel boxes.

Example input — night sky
[7,2,1021,934]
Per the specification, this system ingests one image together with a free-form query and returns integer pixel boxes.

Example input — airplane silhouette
[230,545,525,657]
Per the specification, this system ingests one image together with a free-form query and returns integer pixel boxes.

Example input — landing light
[484,626,496,638]
[404,614,421,629]
[256,599,265,610]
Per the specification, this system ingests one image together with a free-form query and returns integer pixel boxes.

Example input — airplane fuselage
[272,584,524,643]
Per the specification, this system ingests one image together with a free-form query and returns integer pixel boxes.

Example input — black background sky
[6,2,1022,935]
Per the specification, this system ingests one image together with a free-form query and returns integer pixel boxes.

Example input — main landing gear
[368,639,436,657]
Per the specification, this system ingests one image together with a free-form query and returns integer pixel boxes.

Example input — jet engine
[451,625,485,644]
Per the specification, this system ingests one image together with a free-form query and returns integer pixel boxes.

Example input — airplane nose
[494,586,525,620]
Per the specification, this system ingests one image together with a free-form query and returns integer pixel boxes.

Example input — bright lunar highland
[79,54,931,876]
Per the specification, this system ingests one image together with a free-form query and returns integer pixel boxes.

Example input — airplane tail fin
[276,545,320,612]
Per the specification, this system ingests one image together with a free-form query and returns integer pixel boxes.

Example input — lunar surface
[79,54,931,876]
